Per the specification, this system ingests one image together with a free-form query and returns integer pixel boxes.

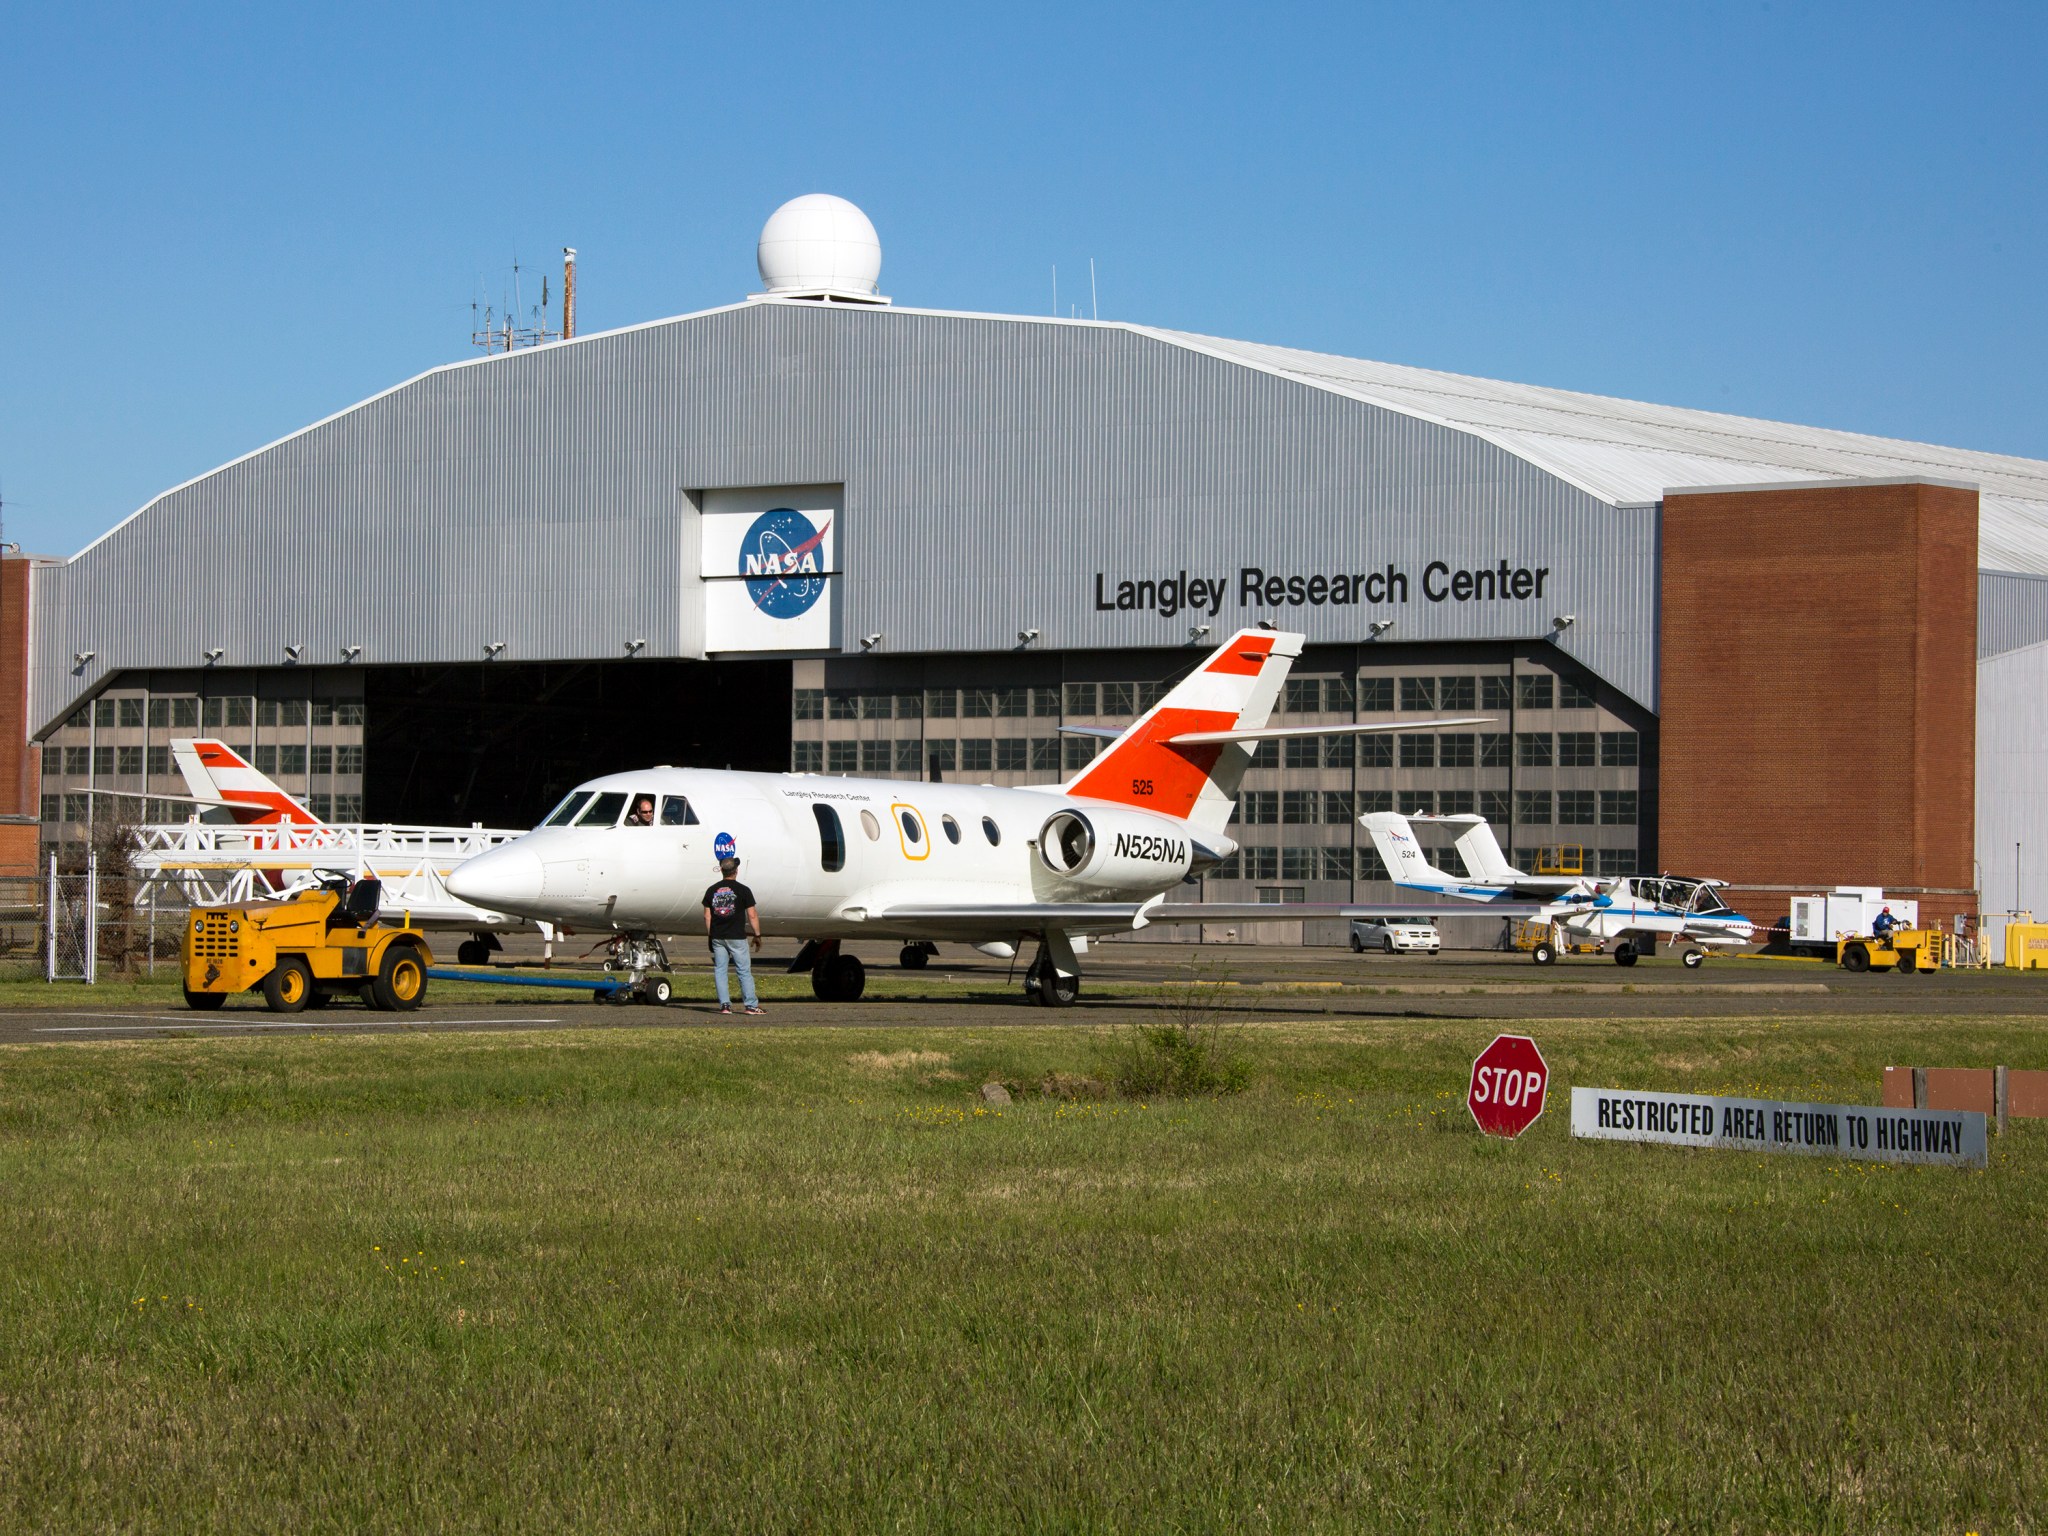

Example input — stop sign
[1468,1034,1549,1138]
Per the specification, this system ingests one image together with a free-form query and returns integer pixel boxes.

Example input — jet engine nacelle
[1038,806,1199,890]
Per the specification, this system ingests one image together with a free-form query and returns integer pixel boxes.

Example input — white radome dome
[756,194,882,296]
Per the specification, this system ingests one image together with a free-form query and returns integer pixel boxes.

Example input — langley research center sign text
[1093,562,1555,620]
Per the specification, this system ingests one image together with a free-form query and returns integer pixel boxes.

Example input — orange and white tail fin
[1061,629,1302,837]
[172,738,321,827]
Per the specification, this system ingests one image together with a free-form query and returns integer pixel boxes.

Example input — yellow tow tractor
[1837,927,1941,975]
[182,877,433,1013]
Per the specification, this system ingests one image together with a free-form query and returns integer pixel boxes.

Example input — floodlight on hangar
[755,194,888,304]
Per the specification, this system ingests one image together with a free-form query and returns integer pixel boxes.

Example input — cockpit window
[574,791,628,827]
[660,795,698,826]
[543,791,592,827]
[624,793,658,827]
[1689,883,1732,915]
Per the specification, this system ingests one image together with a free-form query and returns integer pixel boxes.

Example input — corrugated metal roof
[1142,327,2048,575]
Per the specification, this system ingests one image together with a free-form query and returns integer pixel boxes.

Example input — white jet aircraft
[1359,811,1755,966]
[445,628,1490,1004]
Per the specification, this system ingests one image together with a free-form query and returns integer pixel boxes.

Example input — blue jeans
[711,937,757,1008]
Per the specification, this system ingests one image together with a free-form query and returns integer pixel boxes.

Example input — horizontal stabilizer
[1165,715,1491,745]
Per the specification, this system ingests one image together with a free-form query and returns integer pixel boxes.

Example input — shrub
[1096,955,1251,1098]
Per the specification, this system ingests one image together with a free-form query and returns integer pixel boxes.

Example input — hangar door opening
[364,659,790,828]
[695,484,842,653]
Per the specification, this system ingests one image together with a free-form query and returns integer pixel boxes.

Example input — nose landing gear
[602,932,674,1005]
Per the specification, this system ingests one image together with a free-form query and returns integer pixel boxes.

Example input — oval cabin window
[860,809,882,841]
[900,809,922,844]
[941,815,961,844]
[981,816,1002,847]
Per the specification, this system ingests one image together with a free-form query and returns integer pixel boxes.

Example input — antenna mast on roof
[470,247,575,354]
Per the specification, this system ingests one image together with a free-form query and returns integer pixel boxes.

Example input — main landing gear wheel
[1682,949,1705,970]
[261,956,314,1013]
[1530,942,1557,966]
[1023,954,1080,1007]
[456,939,492,967]
[1842,943,1872,974]
[1613,945,1638,967]
[813,954,867,1002]
[899,944,931,970]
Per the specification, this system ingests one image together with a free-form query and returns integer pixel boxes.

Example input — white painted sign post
[1570,1087,1986,1169]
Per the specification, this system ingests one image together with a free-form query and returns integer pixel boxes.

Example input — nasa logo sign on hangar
[740,508,832,618]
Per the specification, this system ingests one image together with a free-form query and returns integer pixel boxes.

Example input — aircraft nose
[446,847,544,912]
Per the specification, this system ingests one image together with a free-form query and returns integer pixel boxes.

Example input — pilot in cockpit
[626,794,656,827]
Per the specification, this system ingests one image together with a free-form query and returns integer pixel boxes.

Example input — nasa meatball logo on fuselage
[741,508,832,618]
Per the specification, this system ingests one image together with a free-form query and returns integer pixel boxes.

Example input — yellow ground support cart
[182,878,433,1013]
[1837,928,1941,975]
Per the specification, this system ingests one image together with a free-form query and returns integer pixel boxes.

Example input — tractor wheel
[1531,942,1557,966]
[371,945,429,1011]
[182,988,227,1012]
[1613,946,1638,967]
[1842,943,1871,974]
[1896,953,1917,974]
[261,957,314,1014]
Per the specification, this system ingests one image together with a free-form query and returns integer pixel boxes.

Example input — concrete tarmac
[5,942,2047,1044]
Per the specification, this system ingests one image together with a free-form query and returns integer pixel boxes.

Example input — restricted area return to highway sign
[1570,1087,1987,1169]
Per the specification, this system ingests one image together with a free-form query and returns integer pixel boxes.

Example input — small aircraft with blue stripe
[1361,811,1755,967]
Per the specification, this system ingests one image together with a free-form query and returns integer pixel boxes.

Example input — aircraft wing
[865,899,1547,938]
[1164,716,1491,745]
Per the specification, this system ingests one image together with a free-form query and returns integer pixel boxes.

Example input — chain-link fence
[0,845,191,983]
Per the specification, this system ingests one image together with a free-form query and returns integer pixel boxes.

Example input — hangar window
[310,794,333,819]
[1321,791,1353,824]
[980,816,1001,848]
[149,698,198,728]
[575,792,627,827]
[793,689,824,720]
[1030,739,1058,772]
[1516,790,1553,825]
[895,741,922,774]
[1137,682,1168,710]
[995,689,1029,718]
[1482,677,1513,711]
[39,795,59,824]
[278,746,306,776]
[1282,791,1317,824]
[311,701,335,726]
[1481,734,1510,768]
[927,741,957,774]
[1358,734,1393,769]
[1438,677,1476,711]
[147,747,169,778]
[1251,740,1279,768]
[1238,791,1277,825]
[995,739,1027,770]
[1516,733,1553,768]
[941,815,961,844]
[792,742,823,772]
[858,693,892,720]
[1062,737,1097,771]
[1281,848,1316,882]
[1439,790,1475,816]
[335,746,364,776]
[92,747,113,777]
[1397,790,1434,816]
[861,742,890,773]
[1516,675,1554,711]
[203,697,254,729]
[1557,732,1596,767]
[1559,676,1597,710]
[40,746,57,777]
[334,794,363,819]
[255,746,277,774]
[1101,683,1136,716]
[1031,688,1060,717]
[1321,735,1354,769]
[63,747,89,776]
[1356,677,1393,711]
[63,793,89,821]
[1439,734,1475,769]
[1282,679,1321,714]
[335,703,365,727]
[814,805,845,872]
[116,747,141,777]
[896,693,923,720]
[1399,736,1435,769]
[963,690,993,719]
[1601,791,1639,826]
[961,741,993,772]
[1558,791,1596,825]
[1324,676,1355,712]
[1064,683,1098,716]
[307,746,330,775]
[926,688,959,719]
[660,796,697,826]
[66,708,87,729]
[828,743,858,773]
[1358,790,1393,814]
[1285,736,1318,769]
[118,698,145,728]
[1600,732,1639,768]
[1242,849,1279,881]
[828,691,858,720]
[95,698,118,727]
[1599,848,1637,876]
[1400,678,1436,711]
[1319,847,1354,882]
[1481,790,1510,823]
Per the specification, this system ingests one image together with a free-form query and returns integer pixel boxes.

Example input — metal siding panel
[28,305,1659,731]
[1979,571,2048,659]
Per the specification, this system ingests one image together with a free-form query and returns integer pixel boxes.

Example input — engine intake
[1038,807,1196,889]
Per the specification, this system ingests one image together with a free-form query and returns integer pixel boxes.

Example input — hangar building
[6,195,2045,939]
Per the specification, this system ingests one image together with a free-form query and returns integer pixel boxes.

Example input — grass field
[1,1009,2041,1533]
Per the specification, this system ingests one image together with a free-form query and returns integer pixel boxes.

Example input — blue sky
[2,1,2042,555]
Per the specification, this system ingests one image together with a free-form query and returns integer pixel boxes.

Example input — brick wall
[1659,481,1978,930]
[0,557,38,875]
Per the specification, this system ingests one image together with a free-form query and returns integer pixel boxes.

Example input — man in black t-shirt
[702,857,762,1013]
